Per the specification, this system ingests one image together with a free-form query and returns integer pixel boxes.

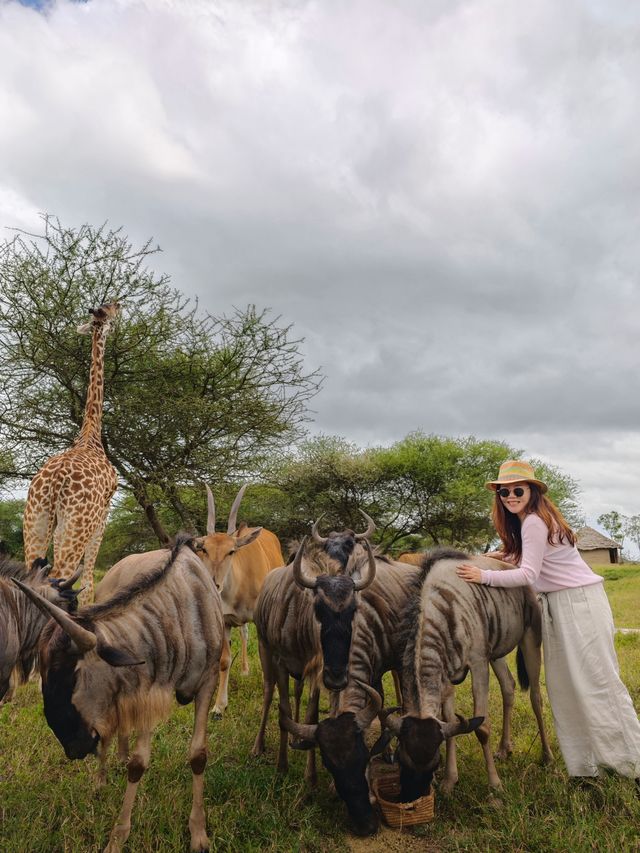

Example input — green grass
[1,577,639,852]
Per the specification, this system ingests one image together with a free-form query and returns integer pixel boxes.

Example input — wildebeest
[281,554,423,836]
[253,513,376,784]
[13,534,224,853]
[191,484,284,717]
[0,556,81,703]
[382,548,553,801]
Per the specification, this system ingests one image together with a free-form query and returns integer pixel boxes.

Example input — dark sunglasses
[497,486,526,498]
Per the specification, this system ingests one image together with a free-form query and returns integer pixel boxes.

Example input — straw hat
[485,460,548,493]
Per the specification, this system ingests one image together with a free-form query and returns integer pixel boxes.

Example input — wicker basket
[371,768,435,828]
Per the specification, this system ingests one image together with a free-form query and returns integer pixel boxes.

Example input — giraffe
[23,302,121,604]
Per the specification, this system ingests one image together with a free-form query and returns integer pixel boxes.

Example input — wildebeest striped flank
[13,534,225,853]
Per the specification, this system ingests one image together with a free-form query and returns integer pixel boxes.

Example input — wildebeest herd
[2,304,553,851]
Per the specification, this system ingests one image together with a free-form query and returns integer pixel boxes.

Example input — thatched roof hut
[576,526,621,566]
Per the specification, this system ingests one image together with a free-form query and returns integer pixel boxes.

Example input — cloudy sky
[1,0,640,542]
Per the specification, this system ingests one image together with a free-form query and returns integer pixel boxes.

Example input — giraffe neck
[75,325,108,451]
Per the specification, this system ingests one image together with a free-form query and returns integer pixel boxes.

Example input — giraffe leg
[23,506,55,568]
[79,510,110,604]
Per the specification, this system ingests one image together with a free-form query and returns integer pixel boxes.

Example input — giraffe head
[77,301,121,336]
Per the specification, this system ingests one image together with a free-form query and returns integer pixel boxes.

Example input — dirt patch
[347,826,442,853]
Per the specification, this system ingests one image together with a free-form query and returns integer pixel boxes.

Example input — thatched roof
[576,526,621,550]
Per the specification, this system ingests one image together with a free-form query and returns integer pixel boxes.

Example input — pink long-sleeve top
[479,513,604,593]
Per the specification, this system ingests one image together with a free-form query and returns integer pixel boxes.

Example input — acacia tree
[0,215,322,543]
[597,510,627,548]
[266,433,584,553]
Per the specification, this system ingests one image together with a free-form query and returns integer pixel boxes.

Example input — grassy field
[0,566,638,852]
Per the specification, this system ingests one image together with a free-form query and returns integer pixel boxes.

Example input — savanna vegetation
[0,567,638,853]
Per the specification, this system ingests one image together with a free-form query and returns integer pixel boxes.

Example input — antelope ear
[235,527,262,548]
[96,641,145,667]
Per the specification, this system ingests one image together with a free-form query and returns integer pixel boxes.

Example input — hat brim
[486,478,548,494]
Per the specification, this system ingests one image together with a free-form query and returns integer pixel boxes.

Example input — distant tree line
[0,215,583,566]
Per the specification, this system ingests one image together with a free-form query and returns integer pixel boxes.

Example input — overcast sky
[1,0,640,544]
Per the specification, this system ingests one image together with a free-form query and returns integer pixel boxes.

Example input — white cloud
[1,0,640,529]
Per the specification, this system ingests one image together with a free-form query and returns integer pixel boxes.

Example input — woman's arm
[457,516,547,587]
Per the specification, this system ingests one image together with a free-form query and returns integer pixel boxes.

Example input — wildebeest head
[12,580,144,761]
[292,518,377,691]
[383,712,484,800]
[282,682,382,836]
[192,484,263,591]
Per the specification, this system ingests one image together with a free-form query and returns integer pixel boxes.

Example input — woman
[457,459,640,784]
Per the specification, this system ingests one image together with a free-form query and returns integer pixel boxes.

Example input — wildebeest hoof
[494,747,513,761]
[440,778,457,794]
[487,794,503,808]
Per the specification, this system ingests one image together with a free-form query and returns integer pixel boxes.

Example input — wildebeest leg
[520,633,554,763]
[212,625,232,719]
[391,670,402,705]
[251,639,275,757]
[276,665,293,773]
[469,664,502,790]
[103,729,152,853]
[441,685,459,793]
[117,732,130,763]
[293,676,304,722]
[303,686,320,787]
[188,672,218,853]
[240,624,250,675]
[97,735,113,786]
[491,657,515,760]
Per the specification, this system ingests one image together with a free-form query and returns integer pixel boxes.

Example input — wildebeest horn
[292,537,317,590]
[11,579,97,653]
[205,484,216,534]
[353,540,376,591]
[280,713,318,743]
[354,510,376,541]
[311,514,328,544]
[57,564,84,590]
[227,483,248,534]
[439,714,484,738]
[354,681,382,730]
[383,711,404,736]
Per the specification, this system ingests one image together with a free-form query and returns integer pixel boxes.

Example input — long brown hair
[492,484,576,564]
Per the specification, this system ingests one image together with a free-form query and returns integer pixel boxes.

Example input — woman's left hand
[456,563,483,584]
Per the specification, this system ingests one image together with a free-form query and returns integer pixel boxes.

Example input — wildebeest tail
[516,647,530,691]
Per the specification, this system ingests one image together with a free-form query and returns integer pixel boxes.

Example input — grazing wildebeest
[13,535,224,853]
[382,548,553,801]
[253,513,376,800]
[281,554,423,835]
[0,556,81,703]
[191,484,284,717]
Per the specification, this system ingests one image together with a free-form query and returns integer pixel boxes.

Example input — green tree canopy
[0,216,322,543]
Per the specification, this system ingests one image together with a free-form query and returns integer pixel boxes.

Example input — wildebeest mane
[0,556,49,583]
[82,534,194,621]
[396,547,470,693]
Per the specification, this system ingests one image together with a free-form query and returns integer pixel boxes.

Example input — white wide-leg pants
[540,583,640,778]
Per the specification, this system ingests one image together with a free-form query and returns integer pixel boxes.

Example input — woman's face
[496,481,531,517]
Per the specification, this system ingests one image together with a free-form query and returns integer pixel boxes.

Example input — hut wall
[579,547,615,567]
